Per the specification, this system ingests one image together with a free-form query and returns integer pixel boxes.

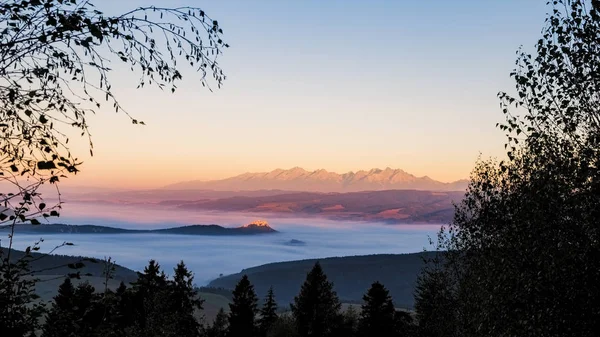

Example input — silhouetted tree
[425,2,600,336]
[0,246,44,337]
[333,306,359,337]
[358,281,397,337]
[394,310,414,337]
[1,0,228,331]
[93,286,128,337]
[414,263,457,337]
[42,278,77,337]
[42,280,102,337]
[291,262,341,337]
[258,286,278,337]
[266,316,300,337]
[228,274,259,337]
[74,282,102,335]
[170,261,204,337]
[55,277,76,308]
[206,308,228,337]
[126,260,172,337]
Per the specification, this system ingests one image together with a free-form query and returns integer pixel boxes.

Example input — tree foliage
[1,0,227,332]
[258,286,278,337]
[0,0,227,225]
[206,308,228,337]
[417,1,600,336]
[413,259,457,337]
[359,281,397,337]
[291,262,341,337]
[228,274,259,337]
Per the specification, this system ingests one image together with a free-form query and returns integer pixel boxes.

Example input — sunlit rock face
[244,220,270,228]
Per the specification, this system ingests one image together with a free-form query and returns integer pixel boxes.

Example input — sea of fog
[7,202,443,285]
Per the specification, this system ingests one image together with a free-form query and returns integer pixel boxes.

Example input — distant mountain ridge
[2,222,278,236]
[164,167,469,192]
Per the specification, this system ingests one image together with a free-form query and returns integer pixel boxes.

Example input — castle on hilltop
[245,220,269,227]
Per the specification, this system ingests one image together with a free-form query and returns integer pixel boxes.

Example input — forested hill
[1,223,278,235]
[208,252,437,309]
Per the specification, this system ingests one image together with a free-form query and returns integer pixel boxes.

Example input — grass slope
[208,252,437,309]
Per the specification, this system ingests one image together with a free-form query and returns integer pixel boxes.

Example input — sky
[59,0,549,189]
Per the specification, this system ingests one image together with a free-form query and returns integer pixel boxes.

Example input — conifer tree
[333,306,359,337]
[132,260,168,292]
[54,277,76,309]
[291,262,341,337]
[110,282,130,335]
[42,278,77,337]
[266,316,300,337]
[258,286,279,337]
[359,282,397,337]
[170,261,204,337]
[394,310,414,337]
[42,280,102,337]
[73,282,102,336]
[206,308,229,337]
[127,260,171,337]
[228,274,259,337]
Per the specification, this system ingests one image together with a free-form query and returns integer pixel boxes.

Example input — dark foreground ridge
[0,247,138,283]
[208,252,437,309]
[1,221,278,236]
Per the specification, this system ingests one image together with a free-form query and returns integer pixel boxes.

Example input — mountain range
[164,167,469,192]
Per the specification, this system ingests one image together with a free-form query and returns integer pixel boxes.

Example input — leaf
[37,161,57,170]
[30,219,41,225]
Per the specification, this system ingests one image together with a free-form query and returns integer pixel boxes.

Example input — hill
[165,167,469,193]
[1,247,139,282]
[1,222,278,235]
[208,252,437,309]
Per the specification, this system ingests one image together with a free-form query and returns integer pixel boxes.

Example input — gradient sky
[60,0,549,189]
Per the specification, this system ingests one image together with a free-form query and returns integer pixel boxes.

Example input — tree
[206,308,228,337]
[428,1,600,336]
[394,310,414,337]
[42,280,102,337]
[266,316,300,337]
[0,0,227,215]
[358,281,397,337]
[126,260,172,337]
[42,278,77,337]
[291,262,341,337]
[1,0,227,331]
[334,305,359,337]
[258,286,278,337]
[170,261,204,337]
[0,245,44,337]
[228,274,259,337]
[413,264,457,337]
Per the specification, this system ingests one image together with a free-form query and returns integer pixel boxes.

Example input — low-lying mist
[7,202,443,285]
